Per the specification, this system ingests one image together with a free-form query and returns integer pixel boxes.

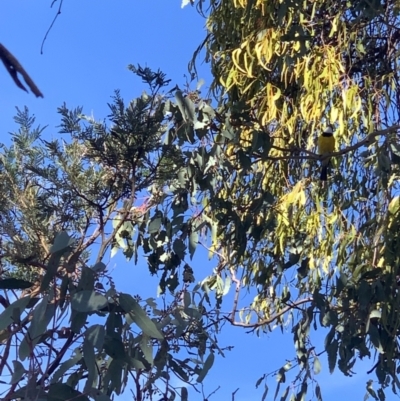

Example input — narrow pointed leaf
[119,293,164,340]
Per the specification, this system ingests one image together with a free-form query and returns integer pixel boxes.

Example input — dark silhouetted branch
[0,43,44,98]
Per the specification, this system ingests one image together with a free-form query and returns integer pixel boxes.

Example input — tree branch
[253,124,400,163]
[226,297,313,329]
[0,43,43,98]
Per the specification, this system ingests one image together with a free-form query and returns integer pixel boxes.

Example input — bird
[317,127,335,181]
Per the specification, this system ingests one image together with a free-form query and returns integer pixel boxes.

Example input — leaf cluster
[0,68,229,401]
[186,0,400,399]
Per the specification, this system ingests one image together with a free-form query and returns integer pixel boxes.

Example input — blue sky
[0,2,394,401]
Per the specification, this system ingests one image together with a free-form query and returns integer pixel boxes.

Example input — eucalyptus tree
[181,0,400,399]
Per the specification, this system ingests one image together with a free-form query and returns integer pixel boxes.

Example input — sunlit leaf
[189,230,198,259]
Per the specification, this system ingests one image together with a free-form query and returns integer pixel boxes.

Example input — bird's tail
[320,165,328,181]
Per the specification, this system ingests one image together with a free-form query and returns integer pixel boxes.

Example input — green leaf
[50,231,75,253]
[10,360,26,384]
[169,389,177,401]
[189,230,198,260]
[10,386,47,401]
[28,295,51,336]
[103,359,124,395]
[196,352,214,383]
[175,89,196,123]
[283,253,300,269]
[85,324,105,350]
[313,356,322,374]
[280,386,290,401]
[83,338,96,393]
[71,290,108,312]
[255,375,265,388]
[315,385,322,401]
[76,266,95,292]
[297,382,307,401]
[390,142,400,165]
[0,296,31,331]
[48,383,89,401]
[106,310,123,336]
[274,379,281,401]
[50,349,82,384]
[129,356,147,370]
[104,336,126,359]
[181,387,188,401]
[375,363,386,385]
[324,327,335,347]
[327,339,338,373]
[388,196,400,215]
[119,293,164,339]
[154,340,168,371]
[91,261,106,273]
[148,213,163,234]
[369,310,382,319]
[169,356,189,382]
[173,238,186,260]
[322,310,338,327]
[19,296,55,360]
[0,278,33,290]
[40,249,65,292]
[368,324,384,353]
[94,394,112,401]
[183,292,191,308]
[71,310,88,333]
[377,388,385,401]
[261,384,269,401]
[140,334,154,365]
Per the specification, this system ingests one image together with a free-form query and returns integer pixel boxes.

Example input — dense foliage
[2,0,400,400]
[185,0,400,399]
[0,68,228,401]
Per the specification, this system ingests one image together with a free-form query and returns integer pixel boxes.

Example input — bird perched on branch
[317,127,335,181]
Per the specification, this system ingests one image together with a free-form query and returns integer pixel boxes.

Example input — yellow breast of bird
[318,134,335,155]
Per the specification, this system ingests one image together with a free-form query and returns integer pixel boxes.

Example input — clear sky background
[0,2,393,401]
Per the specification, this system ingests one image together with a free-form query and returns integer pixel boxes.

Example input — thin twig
[41,0,64,54]
[253,124,400,163]
[206,385,221,400]
[227,297,313,329]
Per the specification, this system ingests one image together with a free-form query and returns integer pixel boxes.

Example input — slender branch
[36,331,74,385]
[226,297,313,328]
[253,124,400,163]
[206,385,221,400]
[3,382,18,401]
[0,336,12,376]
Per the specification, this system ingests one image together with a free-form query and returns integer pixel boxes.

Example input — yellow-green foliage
[193,0,400,396]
